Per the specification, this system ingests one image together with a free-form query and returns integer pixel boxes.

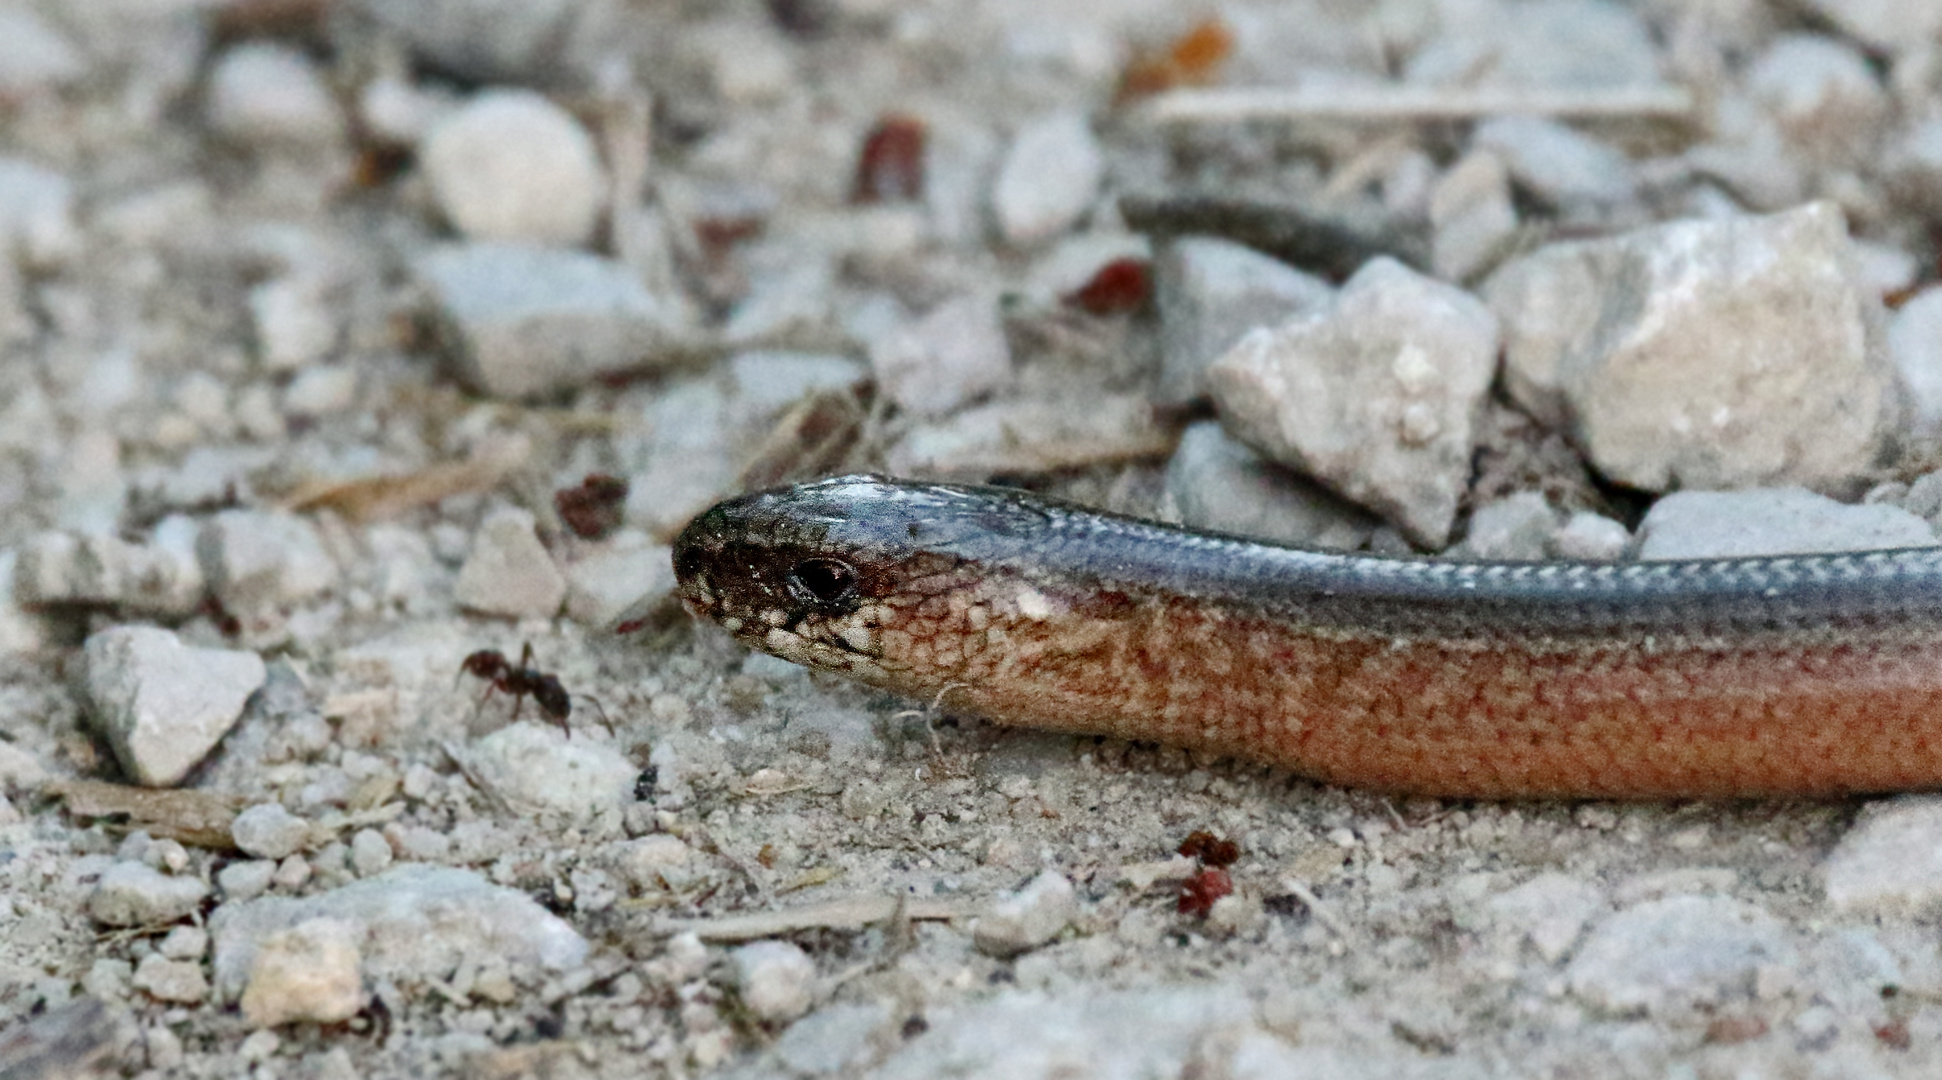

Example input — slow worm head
[663,474,1942,799]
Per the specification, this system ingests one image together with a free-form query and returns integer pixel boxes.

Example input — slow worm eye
[787,558,858,609]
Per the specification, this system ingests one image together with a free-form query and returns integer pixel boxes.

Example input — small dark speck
[901,1015,929,1039]
[633,766,659,801]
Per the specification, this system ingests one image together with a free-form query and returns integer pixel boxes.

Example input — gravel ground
[12,1,1942,1077]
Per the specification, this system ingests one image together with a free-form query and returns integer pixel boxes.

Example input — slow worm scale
[657,475,1942,798]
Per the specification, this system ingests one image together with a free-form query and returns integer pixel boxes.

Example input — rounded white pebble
[732,940,817,1023]
[205,43,344,147]
[349,829,394,877]
[421,89,605,246]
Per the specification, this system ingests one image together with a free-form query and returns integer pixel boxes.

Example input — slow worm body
[663,475,1942,798]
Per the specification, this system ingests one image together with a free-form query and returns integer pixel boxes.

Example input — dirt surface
[6,2,1942,1078]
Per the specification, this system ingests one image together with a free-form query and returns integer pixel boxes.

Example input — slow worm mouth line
[664,474,1942,800]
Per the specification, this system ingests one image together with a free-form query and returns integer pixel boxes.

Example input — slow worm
[659,475,1942,798]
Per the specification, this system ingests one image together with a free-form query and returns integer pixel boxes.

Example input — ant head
[460,650,510,679]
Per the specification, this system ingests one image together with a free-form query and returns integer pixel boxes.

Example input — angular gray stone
[992,110,1102,247]
[1454,492,1559,560]
[1209,257,1500,547]
[1430,150,1518,282]
[84,626,267,787]
[564,538,673,627]
[1164,421,1376,550]
[1745,34,1887,168]
[1483,202,1898,494]
[1154,237,1333,408]
[89,861,210,927]
[1635,487,1936,561]
[418,243,686,400]
[453,506,565,619]
[868,293,1010,419]
[1472,116,1636,211]
[197,510,337,618]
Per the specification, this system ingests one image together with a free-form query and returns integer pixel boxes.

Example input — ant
[457,643,602,737]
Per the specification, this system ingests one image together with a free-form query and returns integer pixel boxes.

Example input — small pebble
[1635,488,1936,561]
[196,510,339,618]
[88,861,210,927]
[733,940,817,1023]
[1822,797,1942,917]
[774,1002,893,1076]
[272,855,312,892]
[420,89,605,247]
[159,925,208,961]
[231,804,312,862]
[281,365,359,418]
[613,834,694,892]
[1209,257,1500,548]
[465,723,637,818]
[453,506,567,619]
[359,0,580,81]
[973,870,1077,957]
[1154,236,1333,408]
[83,626,267,788]
[1430,150,1518,282]
[1164,421,1376,550]
[249,278,339,373]
[1890,287,1942,440]
[992,110,1102,246]
[1472,116,1636,211]
[349,829,394,877]
[239,917,365,1028]
[867,293,1011,419]
[0,5,83,96]
[1745,34,1886,167]
[1566,895,1796,1016]
[205,43,345,147]
[0,158,79,268]
[132,954,209,1004]
[1455,492,1559,560]
[218,861,279,902]
[1485,873,1605,964]
[1552,511,1631,561]
[564,538,674,627]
